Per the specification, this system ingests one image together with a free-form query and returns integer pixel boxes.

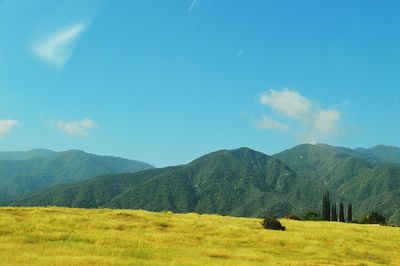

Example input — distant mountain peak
[190,147,271,165]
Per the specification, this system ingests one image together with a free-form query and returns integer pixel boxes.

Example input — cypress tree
[339,202,345,222]
[331,203,337,221]
[347,203,352,222]
[327,192,331,221]
[322,191,331,221]
[322,192,325,220]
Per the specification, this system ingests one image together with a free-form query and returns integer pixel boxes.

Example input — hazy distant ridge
[0,149,154,199]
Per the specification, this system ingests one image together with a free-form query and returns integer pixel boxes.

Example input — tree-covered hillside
[275,144,400,222]
[11,148,298,218]
[355,145,400,164]
[0,150,154,200]
[7,145,400,224]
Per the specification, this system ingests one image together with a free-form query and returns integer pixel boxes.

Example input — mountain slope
[336,164,400,223]
[9,145,400,224]
[274,144,373,186]
[11,148,298,217]
[0,150,154,200]
[0,149,55,161]
[273,144,373,211]
[275,144,400,222]
[355,145,400,164]
[338,164,400,202]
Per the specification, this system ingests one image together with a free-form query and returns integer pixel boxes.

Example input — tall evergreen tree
[331,203,338,221]
[322,191,331,221]
[347,203,352,222]
[339,202,345,222]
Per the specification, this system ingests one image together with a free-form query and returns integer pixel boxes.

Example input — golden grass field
[0,207,399,266]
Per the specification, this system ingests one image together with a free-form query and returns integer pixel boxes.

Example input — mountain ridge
[4,144,400,224]
[11,148,298,217]
[0,149,154,200]
[0,149,56,161]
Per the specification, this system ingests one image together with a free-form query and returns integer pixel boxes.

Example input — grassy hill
[0,207,399,266]
[0,150,154,200]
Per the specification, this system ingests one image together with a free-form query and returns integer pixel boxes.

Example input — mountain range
[1,144,400,223]
[0,149,154,201]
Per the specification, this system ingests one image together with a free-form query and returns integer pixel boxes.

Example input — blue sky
[1,0,400,167]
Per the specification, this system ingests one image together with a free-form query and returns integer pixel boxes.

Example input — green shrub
[359,212,386,225]
[261,218,286,231]
[302,211,321,221]
[285,214,300,220]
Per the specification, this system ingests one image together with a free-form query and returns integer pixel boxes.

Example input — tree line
[263,190,388,231]
[322,191,352,222]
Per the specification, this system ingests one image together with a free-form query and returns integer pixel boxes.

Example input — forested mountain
[0,150,154,200]
[11,148,299,217]
[274,144,400,222]
[6,145,400,224]
[274,144,373,188]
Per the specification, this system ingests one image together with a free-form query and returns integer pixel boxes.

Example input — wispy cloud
[34,21,89,67]
[256,88,341,143]
[256,115,289,132]
[188,0,200,13]
[56,118,97,136]
[0,119,20,137]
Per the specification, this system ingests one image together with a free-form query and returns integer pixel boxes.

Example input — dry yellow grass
[0,207,399,265]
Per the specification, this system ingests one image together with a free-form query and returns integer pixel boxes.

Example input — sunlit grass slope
[0,207,399,265]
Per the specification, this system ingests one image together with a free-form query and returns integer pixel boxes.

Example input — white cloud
[0,120,20,137]
[260,89,312,121]
[34,21,88,67]
[56,118,97,136]
[258,88,341,143]
[256,115,289,132]
[311,109,340,134]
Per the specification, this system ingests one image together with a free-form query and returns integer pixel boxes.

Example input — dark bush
[285,214,301,220]
[261,218,286,231]
[359,212,386,225]
[382,224,400,228]
[302,211,321,221]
